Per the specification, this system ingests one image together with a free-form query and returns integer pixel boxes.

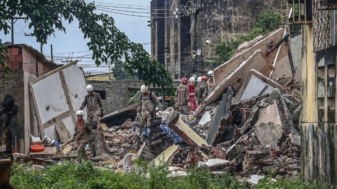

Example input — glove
[101,112,104,117]
[79,108,83,110]
[77,135,81,139]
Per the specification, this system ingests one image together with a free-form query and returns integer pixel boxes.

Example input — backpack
[140,92,153,102]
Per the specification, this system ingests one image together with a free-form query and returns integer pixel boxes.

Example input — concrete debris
[19,28,302,184]
[194,49,274,117]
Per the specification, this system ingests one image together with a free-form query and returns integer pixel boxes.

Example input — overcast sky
[0,0,152,75]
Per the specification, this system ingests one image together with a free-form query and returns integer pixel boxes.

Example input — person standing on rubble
[176,77,190,114]
[136,85,162,129]
[197,76,207,103]
[73,110,92,156]
[203,71,216,98]
[0,94,20,160]
[188,77,197,111]
[79,85,103,130]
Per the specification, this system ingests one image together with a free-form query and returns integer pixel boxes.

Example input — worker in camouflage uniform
[0,94,20,160]
[176,77,190,114]
[80,85,103,130]
[73,110,92,155]
[136,85,162,129]
[195,76,207,105]
[203,71,216,99]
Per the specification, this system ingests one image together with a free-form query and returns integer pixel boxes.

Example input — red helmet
[181,77,188,83]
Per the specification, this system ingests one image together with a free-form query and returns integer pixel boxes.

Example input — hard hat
[189,77,196,82]
[197,77,202,82]
[76,110,84,116]
[140,85,148,93]
[181,77,188,83]
[86,85,93,92]
[201,76,207,80]
[208,70,214,76]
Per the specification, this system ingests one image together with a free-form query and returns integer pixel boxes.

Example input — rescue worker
[203,70,216,98]
[79,85,103,130]
[188,77,197,111]
[0,94,19,160]
[198,76,208,103]
[136,85,162,129]
[73,110,92,156]
[176,77,190,114]
[194,77,201,105]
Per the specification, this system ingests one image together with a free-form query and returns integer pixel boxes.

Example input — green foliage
[11,161,326,189]
[209,11,282,69]
[252,176,328,189]
[112,60,138,80]
[128,91,141,105]
[0,0,173,89]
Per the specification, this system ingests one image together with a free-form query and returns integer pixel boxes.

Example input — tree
[0,0,173,89]
[112,60,138,80]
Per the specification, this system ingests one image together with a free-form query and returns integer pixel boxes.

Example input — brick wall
[6,47,23,69]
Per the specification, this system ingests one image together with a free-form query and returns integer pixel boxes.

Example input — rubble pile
[17,28,302,185]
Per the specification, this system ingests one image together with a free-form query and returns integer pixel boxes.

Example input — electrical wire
[85,1,150,8]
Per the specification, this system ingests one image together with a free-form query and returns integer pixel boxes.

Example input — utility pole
[50,44,53,61]
[11,17,27,44]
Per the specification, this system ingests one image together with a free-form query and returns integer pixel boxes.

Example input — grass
[10,160,327,189]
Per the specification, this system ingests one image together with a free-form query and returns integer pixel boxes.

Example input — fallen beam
[207,87,233,145]
[153,144,181,166]
[167,110,208,148]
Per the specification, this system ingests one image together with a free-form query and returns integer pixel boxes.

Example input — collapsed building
[7,27,302,185]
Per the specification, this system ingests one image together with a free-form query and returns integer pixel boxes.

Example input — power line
[86,1,150,8]
[96,9,150,18]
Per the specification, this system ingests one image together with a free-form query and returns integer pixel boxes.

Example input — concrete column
[301,24,337,187]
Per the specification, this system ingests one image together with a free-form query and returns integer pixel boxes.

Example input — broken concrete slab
[255,122,283,147]
[207,87,233,145]
[199,111,211,125]
[153,144,181,166]
[167,110,208,148]
[29,61,87,142]
[204,159,229,167]
[234,69,284,103]
[213,28,286,85]
[255,102,282,126]
[247,175,276,185]
[195,49,274,117]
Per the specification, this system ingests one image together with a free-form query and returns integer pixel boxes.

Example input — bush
[10,160,327,189]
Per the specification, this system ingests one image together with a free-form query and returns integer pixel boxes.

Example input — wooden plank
[194,50,274,117]
[153,144,180,166]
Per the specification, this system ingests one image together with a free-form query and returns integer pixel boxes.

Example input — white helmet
[140,85,148,93]
[86,85,93,92]
[207,70,214,77]
[189,77,196,82]
[197,77,202,82]
[76,110,84,116]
